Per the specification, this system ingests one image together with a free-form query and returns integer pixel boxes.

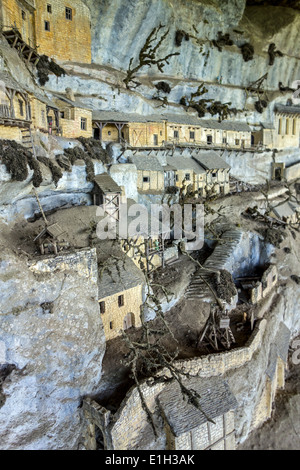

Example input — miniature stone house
[274,104,300,149]
[52,89,92,138]
[193,151,231,196]
[158,377,238,450]
[252,122,276,149]
[1,0,92,64]
[98,257,144,341]
[92,173,122,221]
[164,114,252,149]
[130,155,165,193]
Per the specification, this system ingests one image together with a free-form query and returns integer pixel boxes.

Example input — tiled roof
[93,110,164,123]
[193,151,231,170]
[130,155,164,171]
[94,173,122,193]
[52,92,92,110]
[166,156,206,174]
[98,257,144,299]
[275,104,300,115]
[157,377,238,436]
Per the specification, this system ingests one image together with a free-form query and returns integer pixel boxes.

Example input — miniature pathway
[185,230,243,301]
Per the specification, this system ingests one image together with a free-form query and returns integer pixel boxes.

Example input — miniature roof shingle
[275,104,300,115]
[266,322,291,379]
[34,223,65,242]
[52,92,92,110]
[157,376,238,436]
[130,155,164,172]
[166,156,206,174]
[272,201,299,219]
[0,70,25,93]
[193,151,231,170]
[93,173,122,194]
[97,242,144,299]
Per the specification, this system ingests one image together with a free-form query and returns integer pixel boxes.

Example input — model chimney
[65,87,75,102]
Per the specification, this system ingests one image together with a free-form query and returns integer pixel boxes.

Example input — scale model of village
[0,0,300,452]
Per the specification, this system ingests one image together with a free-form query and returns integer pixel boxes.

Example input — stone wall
[99,284,143,341]
[60,108,93,139]
[34,0,92,63]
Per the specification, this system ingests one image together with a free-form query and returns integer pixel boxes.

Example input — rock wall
[0,248,106,450]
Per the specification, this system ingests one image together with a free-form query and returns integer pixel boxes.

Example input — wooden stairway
[21,126,36,158]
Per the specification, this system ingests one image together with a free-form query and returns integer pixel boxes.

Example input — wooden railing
[0,104,11,118]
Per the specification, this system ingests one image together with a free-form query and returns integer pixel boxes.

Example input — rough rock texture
[0,248,106,450]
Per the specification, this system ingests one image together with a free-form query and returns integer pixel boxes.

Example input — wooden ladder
[21,126,36,158]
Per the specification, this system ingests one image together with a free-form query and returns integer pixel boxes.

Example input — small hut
[92,173,122,220]
[34,223,66,255]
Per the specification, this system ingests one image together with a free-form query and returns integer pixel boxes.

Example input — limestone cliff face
[0,248,106,450]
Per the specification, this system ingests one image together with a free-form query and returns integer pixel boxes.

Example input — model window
[174,130,179,139]
[207,135,213,144]
[223,137,227,144]
[278,118,282,135]
[60,111,65,119]
[118,295,124,307]
[44,21,50,31]
[293,119,296,135]
[143,176,150,183]
[81,118,87,131]
[47,4,52,13]
[175,174,178,182]
[185,173,191,181]
[22,10,26,20]
[190,131,195,140]
[286,119,289,135]
[66,7,72,20]
[109,321,113,330]
[19,100,24,117]
[212,172,217,178]
[99,302,105,314]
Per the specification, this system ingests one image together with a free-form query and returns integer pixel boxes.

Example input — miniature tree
[123,24,180,89]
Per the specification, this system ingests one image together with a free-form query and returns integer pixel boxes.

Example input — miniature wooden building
[34,223,67,255]
[192,151,231,195]
[98,257,144,341]
[130,155,165,193]
[1,0,92,64]
[92,173,122,221]
[93,111,166,147]
[52,89,92,139]
[275,104,300,149]
[157,377,238,450]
